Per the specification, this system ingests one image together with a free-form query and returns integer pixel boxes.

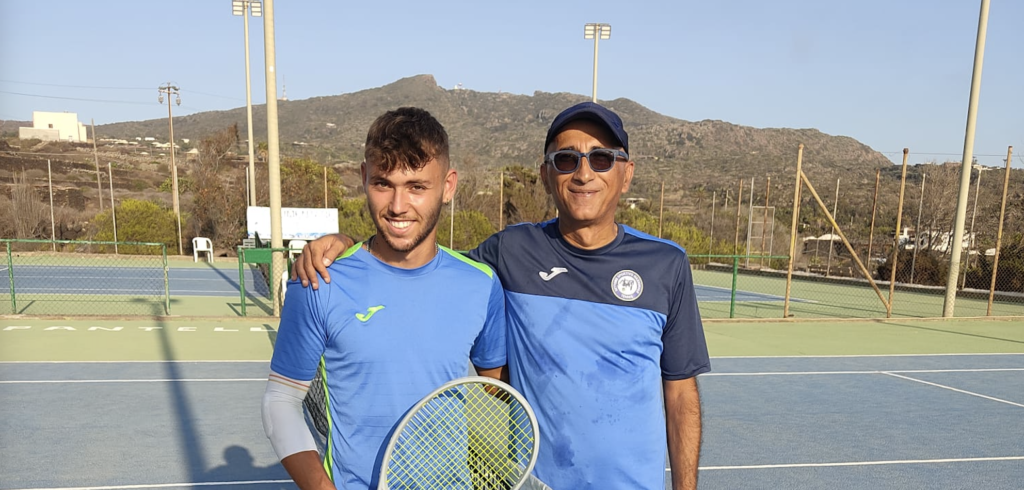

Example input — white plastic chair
[288,239,308,262]
[192,237,214,263]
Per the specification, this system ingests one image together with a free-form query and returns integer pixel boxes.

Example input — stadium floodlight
[583,23,611,102]
[233,1,262,206]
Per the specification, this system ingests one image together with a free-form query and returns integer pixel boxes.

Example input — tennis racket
[379,376,550,490]
[302,360,330,451]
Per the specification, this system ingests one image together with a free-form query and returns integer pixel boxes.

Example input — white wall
[30,111,85,142]
[19,127,60,141]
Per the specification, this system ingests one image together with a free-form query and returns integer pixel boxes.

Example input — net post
[239,247,247,317]
[730,256,739,318]
[6,241,15,314]
[163,244,170,315]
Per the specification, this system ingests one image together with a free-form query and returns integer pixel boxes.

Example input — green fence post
[6,241,15,314]
[730,256,739,319]
[162,244,170,315]
[238,247,247,317]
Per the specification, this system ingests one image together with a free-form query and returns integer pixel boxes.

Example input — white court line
[712,353,1024,359]
[12,368,1020,385]
[0,378,265,384]
[686,455,1024,471]
[882,372,1024,408]
[705,368,1024,376]
[1,479,292,490]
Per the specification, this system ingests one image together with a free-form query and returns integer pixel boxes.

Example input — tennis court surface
[2,317,1022,490]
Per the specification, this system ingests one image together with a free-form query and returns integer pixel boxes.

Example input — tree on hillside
[281,158,344,208]
[502,165,553,225]
[197,124,239,172]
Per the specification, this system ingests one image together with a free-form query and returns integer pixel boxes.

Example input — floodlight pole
[159,83,183,255]
[262,0,285,316]
[584,23,610,102]
[591,33,599,102]
[943,0,989,317]
[233,0,261,207]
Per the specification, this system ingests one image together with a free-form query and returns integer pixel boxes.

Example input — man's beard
[374,198,443,253]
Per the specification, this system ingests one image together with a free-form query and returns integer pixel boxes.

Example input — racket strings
[385,382,537,490]
[303,362,330,438]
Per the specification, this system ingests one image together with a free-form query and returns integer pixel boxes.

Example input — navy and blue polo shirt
[469,220,710,490]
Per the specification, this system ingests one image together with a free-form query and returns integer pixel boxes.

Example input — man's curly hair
[364,107,449,173]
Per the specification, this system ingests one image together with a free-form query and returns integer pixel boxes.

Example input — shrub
[876,247,948,286]
[337,197,376,243]
[438,209,495,251]
[91,199,179,254]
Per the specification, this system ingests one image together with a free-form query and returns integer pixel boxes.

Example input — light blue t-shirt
[270,244,506,490]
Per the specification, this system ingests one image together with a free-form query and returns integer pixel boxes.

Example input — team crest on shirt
[611,270,643,302]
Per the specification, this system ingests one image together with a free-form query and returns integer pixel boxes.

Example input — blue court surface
[0,265,270,297]
[0,265,793,303]
[1,354,1021,490]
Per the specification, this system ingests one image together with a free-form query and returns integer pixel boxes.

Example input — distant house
[18,111,87,142]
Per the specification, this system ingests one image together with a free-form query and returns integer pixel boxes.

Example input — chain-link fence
[237,246,291,317]
[1,239,169,316]
[636,147,1024,320]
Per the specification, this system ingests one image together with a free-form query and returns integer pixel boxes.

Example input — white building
[18,111,88,142]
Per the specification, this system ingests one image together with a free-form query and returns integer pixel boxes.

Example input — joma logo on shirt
[355,305,385,322]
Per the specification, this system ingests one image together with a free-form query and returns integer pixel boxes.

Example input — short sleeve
[269,280,331,382]
[467,231,501,270]
[660,254,711,380]
[469,273,507,369]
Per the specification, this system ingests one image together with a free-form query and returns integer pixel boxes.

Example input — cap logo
[611,270,643,302]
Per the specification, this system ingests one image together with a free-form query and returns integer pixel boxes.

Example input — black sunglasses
[544,148,629,174]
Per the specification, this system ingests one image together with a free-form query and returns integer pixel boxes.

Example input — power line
[0,79,243,102]
[0,90,151,105]
[0,79,151,90]
[882,151,1011,158]
[181,89,244,101]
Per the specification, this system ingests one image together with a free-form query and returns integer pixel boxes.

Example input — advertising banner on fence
[246,206,339,240]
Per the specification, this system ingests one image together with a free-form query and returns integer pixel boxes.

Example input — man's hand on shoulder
[292,234,354,289]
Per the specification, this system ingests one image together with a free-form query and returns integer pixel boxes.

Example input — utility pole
[158,83,183,255]
[91,119,103,212]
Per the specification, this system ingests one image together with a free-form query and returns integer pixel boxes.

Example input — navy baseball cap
[544,102,629,154]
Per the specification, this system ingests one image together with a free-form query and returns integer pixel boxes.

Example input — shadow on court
[133,299,290,487]
[265,324,278,347]
[886,321,1024,345]
[203,446,292,489]
[201,262,244,290]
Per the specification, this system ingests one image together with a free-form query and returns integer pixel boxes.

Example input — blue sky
[1,0,1021,168]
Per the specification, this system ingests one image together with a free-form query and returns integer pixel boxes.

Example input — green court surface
[2,317,1023,362]
[692,268,1024,320]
